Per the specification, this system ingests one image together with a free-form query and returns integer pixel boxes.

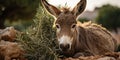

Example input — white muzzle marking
[58,35,73,50]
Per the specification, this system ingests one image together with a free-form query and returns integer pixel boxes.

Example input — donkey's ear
[72,0,86,17]
[41,0,61,17]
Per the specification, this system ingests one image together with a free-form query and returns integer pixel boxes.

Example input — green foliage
[0,0,41,28]
[17,6,58,60]
[78,18,89,23]
[5,20,33,31]
[96,4,120,32]
[0,0,40,20]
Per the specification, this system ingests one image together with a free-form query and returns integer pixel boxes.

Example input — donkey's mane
[61,7,72,13]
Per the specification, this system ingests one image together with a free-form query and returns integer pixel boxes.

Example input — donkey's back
[77,21,117,55]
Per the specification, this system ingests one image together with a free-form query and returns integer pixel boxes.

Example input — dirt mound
[0,27,26,60]
[60,52,120,60]
[0,27,17,42]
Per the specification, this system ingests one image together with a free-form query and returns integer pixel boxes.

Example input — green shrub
[96,4,120,33]
[17,6,58,60]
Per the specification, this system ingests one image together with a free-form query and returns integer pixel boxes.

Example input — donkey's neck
[74,26,88,52]
[72,26,82,52]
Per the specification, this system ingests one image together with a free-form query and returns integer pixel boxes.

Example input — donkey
[41,0,117,57]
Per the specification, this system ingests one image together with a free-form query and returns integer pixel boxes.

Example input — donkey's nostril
[59,44,70,51]
[66,44,70,49]
[60,44,64,49]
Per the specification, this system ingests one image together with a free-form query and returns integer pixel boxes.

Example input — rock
[0,40,25,60]
[0,27,17,42]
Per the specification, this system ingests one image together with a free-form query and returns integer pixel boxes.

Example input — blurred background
[0,0,120,32]
[0,0,40,31]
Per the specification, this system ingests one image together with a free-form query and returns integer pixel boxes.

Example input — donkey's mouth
[60,47,71,53]
[60,49,75,57]
[61,48,69,52]
[56,49,73,57]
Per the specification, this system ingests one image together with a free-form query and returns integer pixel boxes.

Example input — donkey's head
[41,0,86,52]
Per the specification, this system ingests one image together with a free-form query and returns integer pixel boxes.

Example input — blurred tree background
[78,18,89,23]
[0,0,40,30]
[96,4,120,33]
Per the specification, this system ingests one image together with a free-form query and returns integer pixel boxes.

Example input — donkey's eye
[71,24,76,28]
[56,24,60,29]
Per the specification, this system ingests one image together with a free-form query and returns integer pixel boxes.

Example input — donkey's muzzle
[60,44,70,51]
